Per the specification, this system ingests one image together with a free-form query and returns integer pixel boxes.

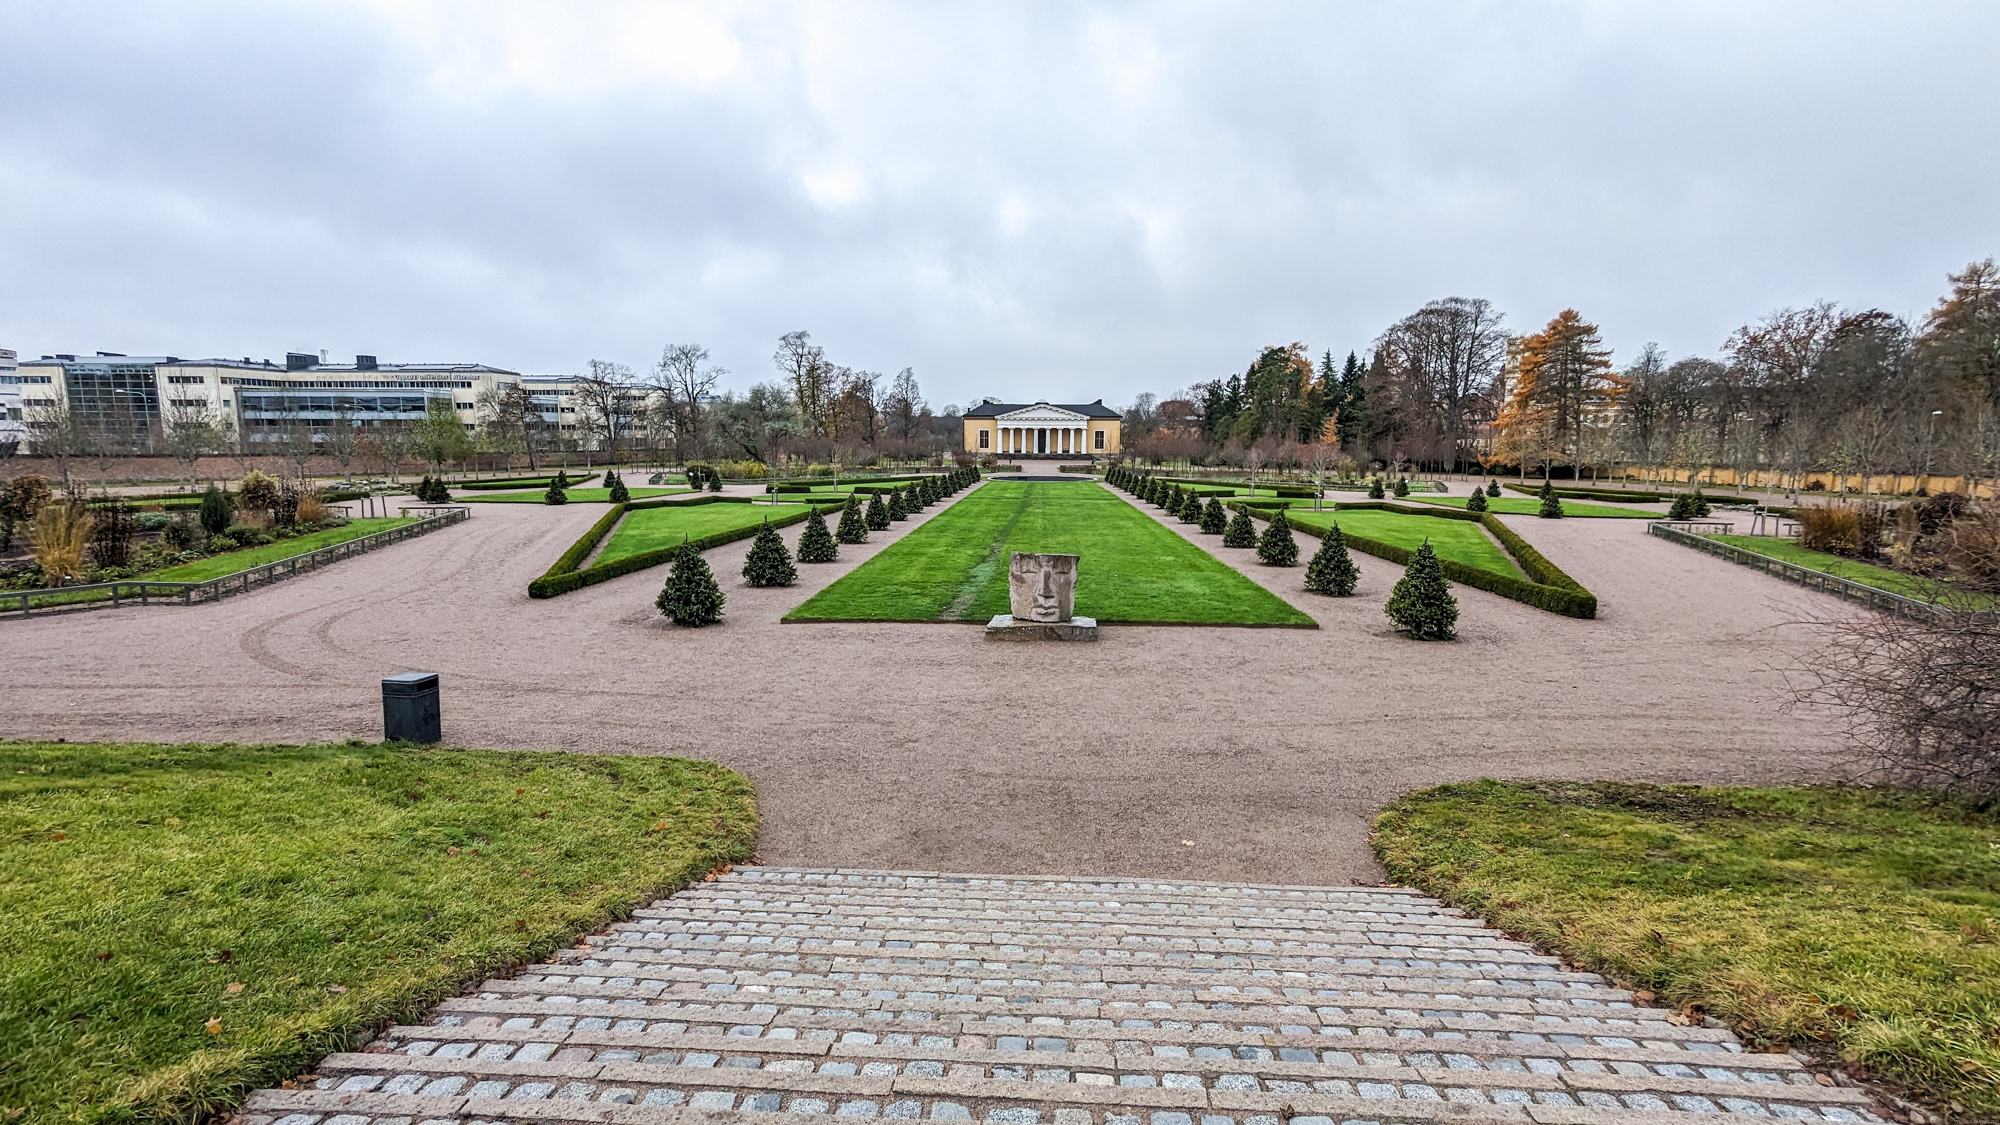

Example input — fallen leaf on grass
[1634,990,1656,1003]
[204,1018,222,1035]
[327,985,348,994]
[51,832,66,841]
[225,983,244,994]
[446,846,460,856]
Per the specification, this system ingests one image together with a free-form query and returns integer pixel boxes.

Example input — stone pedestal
[985,614,1099,641]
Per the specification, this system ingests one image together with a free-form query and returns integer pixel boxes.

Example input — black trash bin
[382,671,441,744]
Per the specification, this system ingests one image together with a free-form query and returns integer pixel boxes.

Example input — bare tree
[25,398,87,493]
[775,331,834,436]
[573,359,638,459]
[651,344,723,463]
[161,396,226,490]
[1374,297,1508,469]
[881,368,926,441]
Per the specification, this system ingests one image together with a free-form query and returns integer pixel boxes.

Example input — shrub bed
[456,473,599,491]
[1238,499,1599,618]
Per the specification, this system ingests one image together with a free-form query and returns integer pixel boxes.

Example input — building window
[1094,429,1105,450]
[978,429,990,449]
[166,375,206,384]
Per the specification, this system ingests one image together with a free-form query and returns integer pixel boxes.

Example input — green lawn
[1284,507,1522,578]
[1375,780,2000,1121]
[1409,496,1659,518]
[1705,534,1956,600]
[786,481,1314,625]
[597,502,807,565]
[145,519,415,581]
[459,487,686,504]
[0,739,756,1125]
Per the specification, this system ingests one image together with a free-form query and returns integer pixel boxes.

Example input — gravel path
[0,484,1857,884]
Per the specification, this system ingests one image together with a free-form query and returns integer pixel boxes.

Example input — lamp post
[1924,409,1944,486]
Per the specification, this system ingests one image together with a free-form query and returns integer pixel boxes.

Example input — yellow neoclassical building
[962,400,1121,457]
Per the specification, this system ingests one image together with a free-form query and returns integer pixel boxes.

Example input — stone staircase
[237,868,1881,1125]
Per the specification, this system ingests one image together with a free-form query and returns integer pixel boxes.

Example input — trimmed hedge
[527,498,843,598]
[1500,481,1754,507]
[1236,500,1599,619]
[458,472,599,491]
[770,475,931,493]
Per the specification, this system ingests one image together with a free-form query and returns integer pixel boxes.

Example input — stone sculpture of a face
[1008,552,1078,623]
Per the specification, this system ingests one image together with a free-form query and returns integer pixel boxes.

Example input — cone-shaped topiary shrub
[1303,520,1360,595]
[888,489,908,521]
[416,474,431,500]
[1466,487,1488,512]
[866,492,890,530]
[796,507,838,562]
[1223,505,1259,548]
[742,519,798,587]
[1538,480,1563,518]
[657,537,726,626]
[544,478,568,505]
[904,483,925,512]
[199,482,234,536]
[836,493,869,543]
[1487,479,1501,497]
[1667,493,1694,520]
[553,470,570,489]
[1179,490,1204,523]
[708,474,723,492]
[606,470,630,503]
[1163,486,1183,517]
[1257,507,1299,566]
[1393,477,1410,498]
[1200,496,1227,534]
[1692,489,1711,518]
[1385,540,1458,640]
[1368,477,1386,499]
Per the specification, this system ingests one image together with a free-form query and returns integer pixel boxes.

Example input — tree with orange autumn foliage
[1493,309,1626,476]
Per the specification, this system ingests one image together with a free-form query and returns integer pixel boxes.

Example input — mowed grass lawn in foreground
[786,481,1314,625]
[1376,781,2000,1119]
[596,501,808,565]
[0,740,756,1125]
[459,487,686,504]
[1283,507,1522,578]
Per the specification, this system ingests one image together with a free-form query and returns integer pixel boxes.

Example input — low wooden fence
[1647,521,1944,617]
[1,508,470,618]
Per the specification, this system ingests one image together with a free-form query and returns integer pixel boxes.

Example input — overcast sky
[3,1,1996,408]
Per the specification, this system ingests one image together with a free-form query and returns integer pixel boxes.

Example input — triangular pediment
[995,403,1088,423]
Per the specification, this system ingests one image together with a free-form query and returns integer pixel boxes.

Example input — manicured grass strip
[598,503,813,566]
[1706,535,1951,600]
[1258,501,1597,618]
[453,472,600,492]
[1410,496,1659,518]
[1374,780,2000,1121]
[144,519,415,581]
[1283,508,1521,577]
[526,496,841,598]
[0,739,756,1125]
[786,482,1315,626]
[459,487,685,504]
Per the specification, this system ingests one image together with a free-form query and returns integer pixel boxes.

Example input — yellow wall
[964,417,1120,456]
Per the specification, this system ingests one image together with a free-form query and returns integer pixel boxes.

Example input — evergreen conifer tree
[742,519,798,587]
[1487,479,1501,497]
[1180,490,1204,523]
[796,507,838,562]
[544,477,568,505]
[905,483,925,511]
[606,470,630,503]
[1667,493,1694,520]
[553,470,570,489]
[1200,496,1227,533]
[416,474,434,501]
[1466,488,1488,513]
[1368,477,1386,499]
[199,483,233,536]
[1223,506,1258,547]
[1303,521,1360,595]
[888,489,909,521]
[1692,489,1711,517]
[657,537,726,626]
[1163,486,1183,517]
[866,492,890,530]
[836,493,869,543]
[1538,480,1564,518]
[1257,507,1299,566]
[1385,540,1458,639]
[708,473,723,492]
[1393,477,1410,498]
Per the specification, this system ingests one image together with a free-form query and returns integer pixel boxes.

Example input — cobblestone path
[235,868,1881,1125]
